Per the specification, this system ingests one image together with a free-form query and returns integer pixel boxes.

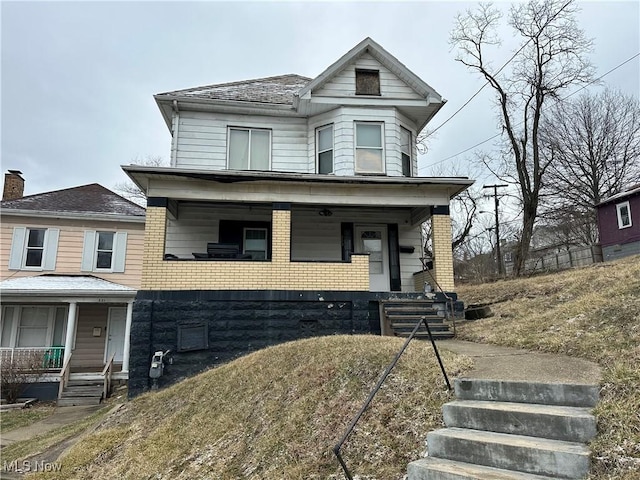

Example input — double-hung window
[355,122,384,174]
[228,127,271,171]
[317,124,334,174]
[8,227,59,271]
[81,231,128,273]
[1,305,67,348]
[616,201,632,229]
[400,127,412,177]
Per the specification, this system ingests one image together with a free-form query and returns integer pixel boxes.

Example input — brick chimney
[3,170,25,201]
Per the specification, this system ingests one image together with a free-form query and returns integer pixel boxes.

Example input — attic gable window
[355,69,381,96]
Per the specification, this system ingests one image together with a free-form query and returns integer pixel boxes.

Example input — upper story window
[400,127,412,177]
[355,122,384,174]
[81,231,128,273]
[355,69,381,96]
[8,227,59,271]
[616,201,632,229]
[228,127,271,171]
[317,124,334,174]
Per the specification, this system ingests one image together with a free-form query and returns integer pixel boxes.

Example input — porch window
[616,201,632,229]
[1,305,67,348]
[400,127,412,177]
[228,127,271,171]
[243,228,268,260]
[8,227,59,271]
[317,124,334,174]
[81,231,128,273]
[355,122,384,174]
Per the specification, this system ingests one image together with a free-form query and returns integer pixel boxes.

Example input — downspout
[170,100,180,167]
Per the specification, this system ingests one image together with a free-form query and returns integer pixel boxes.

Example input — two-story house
[0,171,145,402]
[124,38,473,396]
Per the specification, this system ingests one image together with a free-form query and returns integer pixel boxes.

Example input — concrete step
[391,322,450,331]
[395,330,454,339]
[454,378,599,408]
[388,315,445,323]
[408,457,556,480]
[426,428,590,479]
[442,400,596,443]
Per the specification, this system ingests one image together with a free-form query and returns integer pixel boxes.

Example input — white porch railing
[0,346,65,370]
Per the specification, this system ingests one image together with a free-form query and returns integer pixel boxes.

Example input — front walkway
[437,339,602,384]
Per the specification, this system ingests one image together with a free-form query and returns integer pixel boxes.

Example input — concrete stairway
[58,379,103,406]
[408,378,599,479]
[382,301,454,339]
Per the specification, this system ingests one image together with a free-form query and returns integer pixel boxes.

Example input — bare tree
[451,0,594,275]
[114,155,166,206]
[540,89,640,243]
[1,351,46,404]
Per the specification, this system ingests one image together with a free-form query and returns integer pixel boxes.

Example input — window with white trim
[1,305,67,348]
[317,124,334,174]
[228,127,271,171]
[8,227,59,271]
[243,228,268,260]
[355,122,384,174]
[81,231,128,273]
[400,127,412,177]
[616,201,632,229]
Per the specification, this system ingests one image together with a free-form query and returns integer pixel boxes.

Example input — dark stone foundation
[128,290,454,397]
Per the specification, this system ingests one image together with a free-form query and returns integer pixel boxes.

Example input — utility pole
[483,184,508,275]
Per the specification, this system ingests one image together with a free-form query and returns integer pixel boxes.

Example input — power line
[424,51,640,169]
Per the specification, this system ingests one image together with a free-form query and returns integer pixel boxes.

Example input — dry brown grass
[28,335,471,480]
[456,254,640,480]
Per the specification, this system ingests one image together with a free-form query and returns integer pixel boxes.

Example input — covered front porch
[129,167,472,293]
[0,276,136,400]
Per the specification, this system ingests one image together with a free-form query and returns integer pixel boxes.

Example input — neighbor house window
[317,124,334,174]
[355,122,384,174]
[81,231,128,273]
[24,229,46,267]
[400,127,412,177]
[8,227,59,271]
[1,305,67,348]
[355,69,380,96]
[228,127,271,171]
[616,201,632,229]
[243,228,268,260]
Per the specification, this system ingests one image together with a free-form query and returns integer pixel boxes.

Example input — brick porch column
[431,205,455,292]
[272,203,291,264]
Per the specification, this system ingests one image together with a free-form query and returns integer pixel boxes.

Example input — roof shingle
[0,183,146,217]
[155,74,311,105]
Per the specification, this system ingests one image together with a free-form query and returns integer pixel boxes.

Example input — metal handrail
[333,317,451,480]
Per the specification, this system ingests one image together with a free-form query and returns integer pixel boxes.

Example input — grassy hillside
[456,255,640,480]
[29,336,470,480]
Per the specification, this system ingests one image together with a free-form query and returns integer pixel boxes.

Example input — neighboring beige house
[124,38,473,396]
[0,171,145,402]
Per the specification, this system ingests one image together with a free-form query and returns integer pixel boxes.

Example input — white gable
[312,53,423,100]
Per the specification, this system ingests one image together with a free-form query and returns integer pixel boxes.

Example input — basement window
[355,69,380,96]
[177,323,208,352]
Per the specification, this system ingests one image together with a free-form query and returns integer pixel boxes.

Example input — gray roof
[155,74,311,105]
[0,183,146,217]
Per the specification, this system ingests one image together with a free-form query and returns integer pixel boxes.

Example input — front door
[355,225,389,291]
[105,307,126,363]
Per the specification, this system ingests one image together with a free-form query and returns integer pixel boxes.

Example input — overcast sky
[1,0,638,199]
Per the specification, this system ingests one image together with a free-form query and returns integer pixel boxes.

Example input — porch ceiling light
[319,208,333,217]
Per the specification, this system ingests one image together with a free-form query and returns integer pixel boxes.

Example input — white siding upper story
[171,53,424,177]
[173,107,420,177]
